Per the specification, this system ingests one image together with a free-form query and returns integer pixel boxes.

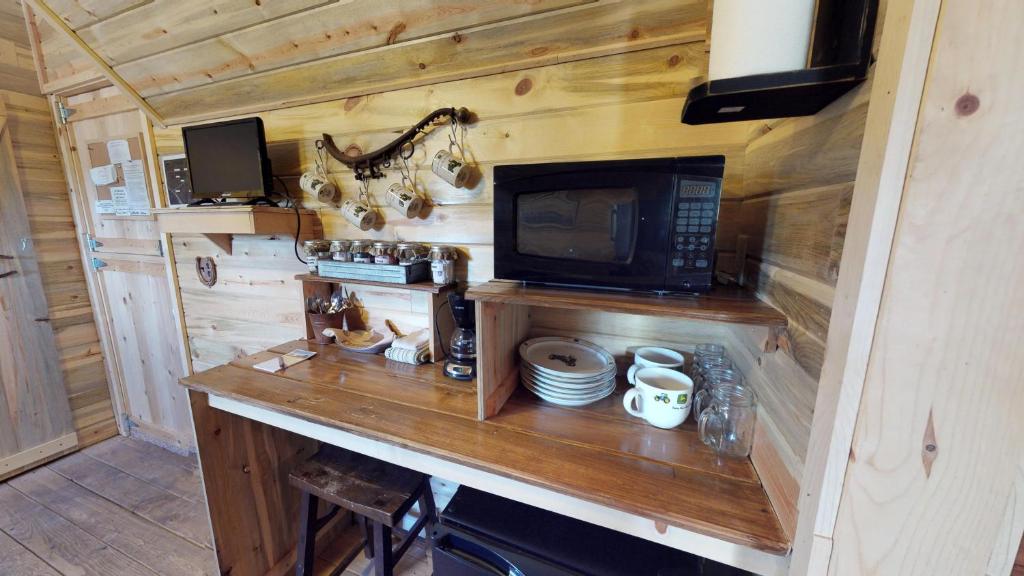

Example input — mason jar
[371,241,397,265]
[349,239,373,264]
[328,240,351,261]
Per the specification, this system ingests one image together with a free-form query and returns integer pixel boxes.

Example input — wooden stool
[289,446,436,576]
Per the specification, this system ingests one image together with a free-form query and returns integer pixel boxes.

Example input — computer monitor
[182,117,273,202]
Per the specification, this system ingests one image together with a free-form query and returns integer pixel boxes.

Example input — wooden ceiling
[22,0,707,126]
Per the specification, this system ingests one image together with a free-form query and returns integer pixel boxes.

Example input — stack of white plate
[519,337,617,407]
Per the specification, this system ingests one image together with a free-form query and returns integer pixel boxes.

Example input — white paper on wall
[122,159,150,216]
[89,164,117,186]
[110,186,129,216]
[95,200,115,214]
[107,139,131,165]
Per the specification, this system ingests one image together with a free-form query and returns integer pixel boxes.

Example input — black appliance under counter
[432,486,749,576]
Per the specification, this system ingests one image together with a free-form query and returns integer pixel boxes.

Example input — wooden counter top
[182,340,789,555]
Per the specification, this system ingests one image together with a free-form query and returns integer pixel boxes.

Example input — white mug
[622,367,694,429]
[432,149,469,188]
[299,171,338,203]
[627,347,685,385]
[385,182,423,218]
[340,198,376,231]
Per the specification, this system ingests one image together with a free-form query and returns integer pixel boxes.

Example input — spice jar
[395,242,428,265]
[371,241,398,265]
[429,245,458,284]
[329,240,351,262]
[349,239,373,264]
[302,240,330,273]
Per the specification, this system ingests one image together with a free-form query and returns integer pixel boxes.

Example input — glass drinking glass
[698,383,757,460]
[693,367,744,415]
[692,355,732,392]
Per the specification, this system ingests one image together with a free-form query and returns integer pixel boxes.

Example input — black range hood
[682,0,879,125]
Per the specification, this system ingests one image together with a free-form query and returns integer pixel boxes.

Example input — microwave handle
[610,205,618,241]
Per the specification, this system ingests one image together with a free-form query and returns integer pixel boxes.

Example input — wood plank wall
[0,0,115,447]
[152,43,754,372]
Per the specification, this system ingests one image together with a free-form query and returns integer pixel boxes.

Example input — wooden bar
[181,340,790,575]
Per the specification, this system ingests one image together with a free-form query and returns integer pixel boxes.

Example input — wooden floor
[0,436,432,576]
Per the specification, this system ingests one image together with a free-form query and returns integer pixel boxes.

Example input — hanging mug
[299,171,339,204]
[386,181,423,218]
[432,149,469,188]
[340,198,376,231]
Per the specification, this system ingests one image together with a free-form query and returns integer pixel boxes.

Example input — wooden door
[0,103,77,479]
[54,91,192,451]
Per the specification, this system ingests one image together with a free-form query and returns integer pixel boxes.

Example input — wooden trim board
[206,393,790,576]
[0,432,78,481]
[788,0,943,573]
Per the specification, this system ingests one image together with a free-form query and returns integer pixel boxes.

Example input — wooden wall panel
[154,45,756,369]
[0,77,115,446]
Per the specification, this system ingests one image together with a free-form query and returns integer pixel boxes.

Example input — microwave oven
[494,156,725,293]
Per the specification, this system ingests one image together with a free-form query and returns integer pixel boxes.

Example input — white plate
[522,378,615,407]
[520,364,616,389]
[521,373,615,400]
[519,337,615,378]
[522,360,616,381]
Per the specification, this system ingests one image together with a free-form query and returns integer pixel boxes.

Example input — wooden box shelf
[153,205,322,254]
[466,280,787,421]
[295,274,454,362]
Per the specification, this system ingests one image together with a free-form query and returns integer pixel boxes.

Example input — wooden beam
[23,0,165,127]
[788,0,942,573]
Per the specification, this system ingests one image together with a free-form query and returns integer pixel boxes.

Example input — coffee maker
[444,292,476,380]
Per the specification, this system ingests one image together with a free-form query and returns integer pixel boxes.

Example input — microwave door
[498,173,673,291]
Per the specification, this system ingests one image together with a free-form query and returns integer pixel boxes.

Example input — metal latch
[90,257,107,270]
[87,235,103,252]
[57,101,75,125]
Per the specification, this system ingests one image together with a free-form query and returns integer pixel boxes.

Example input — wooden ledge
[466,280,788,327]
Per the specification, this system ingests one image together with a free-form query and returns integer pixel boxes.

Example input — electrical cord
[272,175,306,265]
[434,298,451,360]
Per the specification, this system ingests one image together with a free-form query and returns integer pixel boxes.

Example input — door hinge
[90,257,107,270]
[87,234,103,252]
[56,101,75,125]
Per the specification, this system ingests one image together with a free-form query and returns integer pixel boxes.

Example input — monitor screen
[183,118,269,199]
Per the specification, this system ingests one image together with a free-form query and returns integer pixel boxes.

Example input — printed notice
[107,139,131,165]
[95,200,115,214]
[89,164,117,186]
[110,186,129,216]
[122,159,150,216]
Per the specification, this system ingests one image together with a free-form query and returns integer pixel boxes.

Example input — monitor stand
[244,197,279,207]
[186,197,279,208]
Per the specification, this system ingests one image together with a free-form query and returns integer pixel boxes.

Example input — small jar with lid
[349,239,373,264]
[429,245,458,284]
[329,240,352,262]
[302,240,330,273]
[395,242,428,265]
[371,241,398,265]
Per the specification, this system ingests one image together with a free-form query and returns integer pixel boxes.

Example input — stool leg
[362,516,374,559]
[296,492,319,576]
[371,521,394,576]
[420,479,437,547]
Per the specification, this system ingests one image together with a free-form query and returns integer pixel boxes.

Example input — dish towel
[385,329,430,364]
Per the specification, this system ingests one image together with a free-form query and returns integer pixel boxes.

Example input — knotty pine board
[145,0,706,123]
[117,0,592,96]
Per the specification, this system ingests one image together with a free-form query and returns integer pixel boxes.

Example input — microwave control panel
[667,178,721,291]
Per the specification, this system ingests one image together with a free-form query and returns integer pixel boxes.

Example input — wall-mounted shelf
[295,274,452,294]
[153,206,323,255]
[466,281,787,328]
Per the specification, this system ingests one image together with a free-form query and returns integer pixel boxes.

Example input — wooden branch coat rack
[318,107,473,180]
